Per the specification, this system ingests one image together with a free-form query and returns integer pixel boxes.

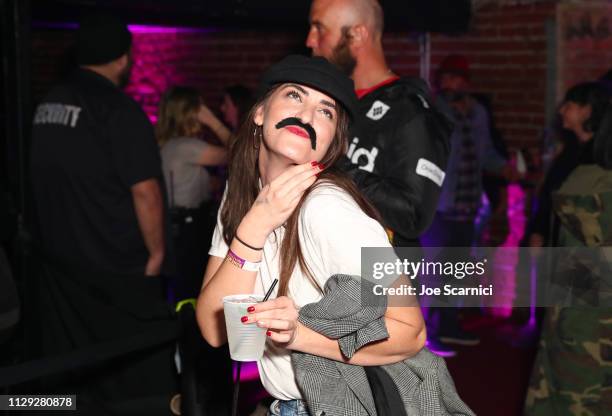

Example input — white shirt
[208,182,392,400]
[160,137,210,208]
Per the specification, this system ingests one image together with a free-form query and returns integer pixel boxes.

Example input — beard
[439,89,468,103]
[329,31,357,76]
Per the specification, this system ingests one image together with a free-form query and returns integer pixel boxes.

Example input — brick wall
[126,28,306,119]
[557,1,612,95]
[30,1,611,152]
[378,1,558,150]
[30,28,305,120]
[31,29,77,101]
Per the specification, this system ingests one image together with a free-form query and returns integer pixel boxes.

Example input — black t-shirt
[30,69,163,275]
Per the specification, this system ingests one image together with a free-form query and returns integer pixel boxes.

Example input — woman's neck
[258,150,295,186]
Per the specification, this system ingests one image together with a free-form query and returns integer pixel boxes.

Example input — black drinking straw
[262,279,279,303]
[231,278,278,416]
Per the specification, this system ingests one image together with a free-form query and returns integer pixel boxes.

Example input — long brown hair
[221,84,380,296]
[156,86,203,145]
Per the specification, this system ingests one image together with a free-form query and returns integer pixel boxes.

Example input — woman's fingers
[247,308,298,321]
[242,297,298,323]
[249,296,294,313]
[238,317,294,343]
[265,330,293,344]
[287,175,318,204]
[268,167,321,206]
[273,163,321,199]
[250,162,321,233]
[272,161,319,190]
[256,318,293,331]
[240,296,299,344]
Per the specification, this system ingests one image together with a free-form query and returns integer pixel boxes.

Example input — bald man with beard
[306,0,453,247]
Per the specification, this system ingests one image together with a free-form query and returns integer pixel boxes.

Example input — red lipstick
[285,126,310,139]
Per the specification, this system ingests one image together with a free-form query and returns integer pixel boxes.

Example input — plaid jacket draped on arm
[291,274,475,416]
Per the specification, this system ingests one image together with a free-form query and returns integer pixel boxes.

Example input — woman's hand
[198,104,232,145]
[243,296,300,346]
[237,162,323,246]
[197,104,217,127]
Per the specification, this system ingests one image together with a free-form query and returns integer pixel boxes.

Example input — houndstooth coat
[291,274,475,416]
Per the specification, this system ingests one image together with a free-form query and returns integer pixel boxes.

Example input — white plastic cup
[222,294,267,361]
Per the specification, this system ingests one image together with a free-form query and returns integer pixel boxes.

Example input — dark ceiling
[31,0,471,33]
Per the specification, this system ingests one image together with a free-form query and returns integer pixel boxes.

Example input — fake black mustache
[275,117,317,150]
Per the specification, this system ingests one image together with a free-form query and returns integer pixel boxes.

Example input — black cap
[76,13,132,65]
[258,55,359,121]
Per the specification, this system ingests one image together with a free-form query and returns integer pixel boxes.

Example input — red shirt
[355,76,400,99]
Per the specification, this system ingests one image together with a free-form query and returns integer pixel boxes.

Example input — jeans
[267,399,310,416]
[420,212,475,336]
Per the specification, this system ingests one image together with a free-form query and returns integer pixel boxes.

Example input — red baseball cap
[437,55,470,80]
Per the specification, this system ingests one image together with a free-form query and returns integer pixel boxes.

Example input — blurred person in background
[420,55,519,355]
[525,82,612,249]
[220,84,254,132]
[205,84,254,202]
[30,13,177,413]
[525,81,612,416]
[156,86,233,415]
[157,85,229,300]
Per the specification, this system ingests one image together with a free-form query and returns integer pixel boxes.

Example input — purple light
[32,21,218,34]
[32,21,78,30]
[489,183,527,318]
[128,24,219,34]
[31,20,221,125]
[235,361,260,382]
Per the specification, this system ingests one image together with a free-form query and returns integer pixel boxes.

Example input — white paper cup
[222,294,267,361]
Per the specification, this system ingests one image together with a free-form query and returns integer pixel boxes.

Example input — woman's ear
[254,104,264,126]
